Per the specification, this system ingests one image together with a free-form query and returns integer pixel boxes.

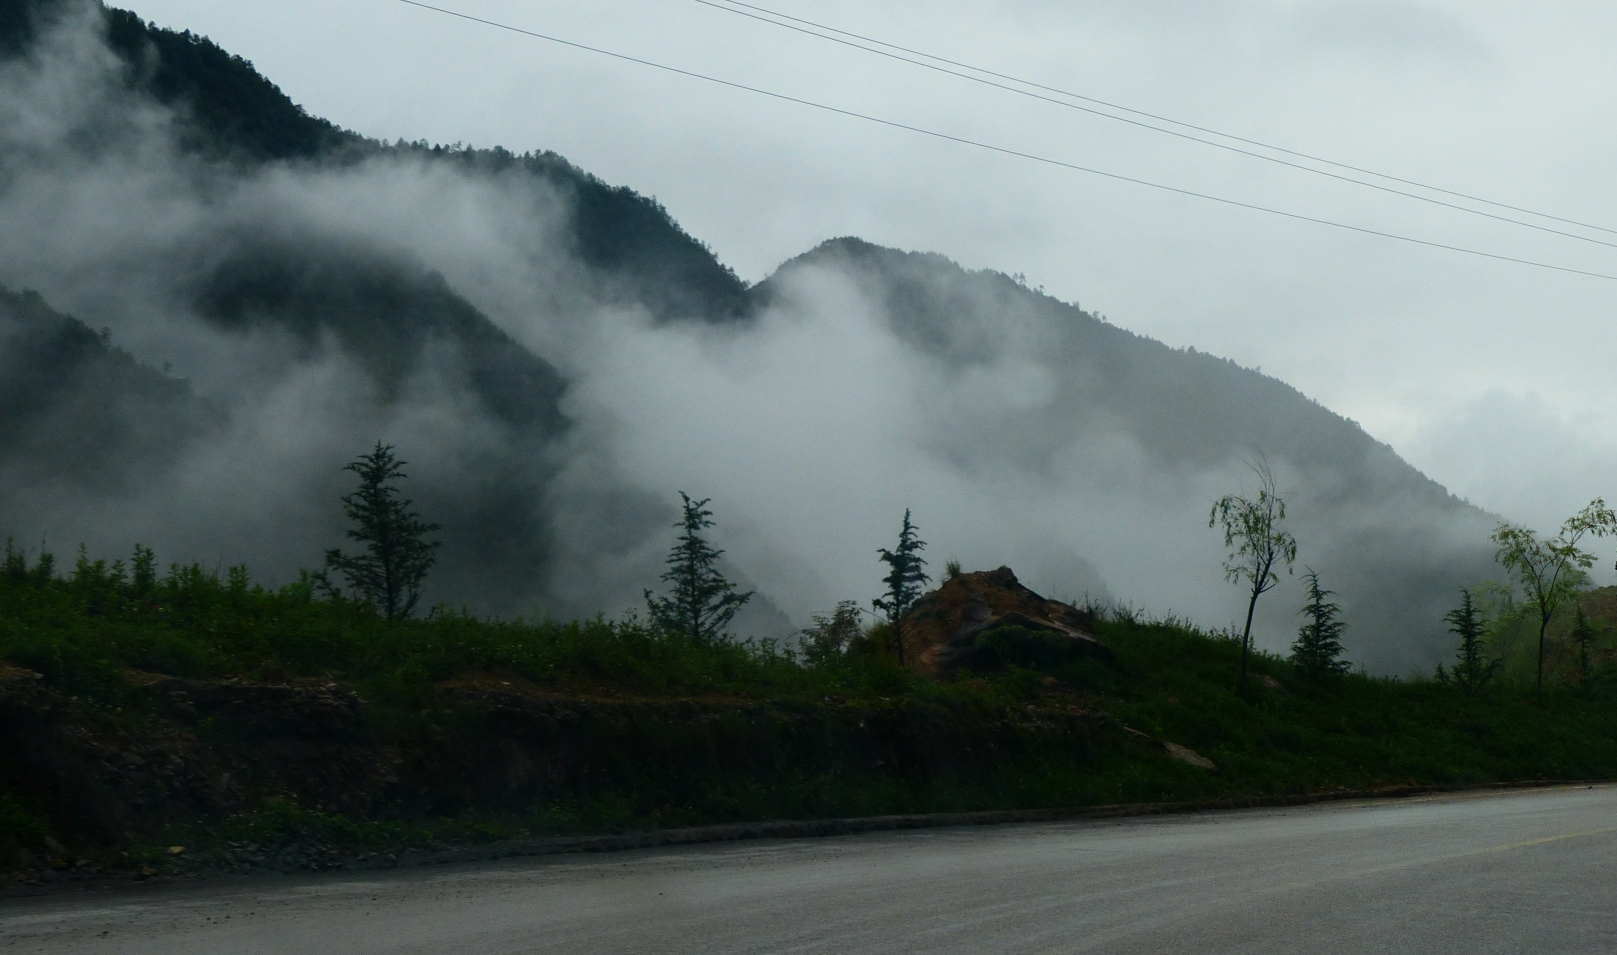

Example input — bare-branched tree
[1210,456,1297,692]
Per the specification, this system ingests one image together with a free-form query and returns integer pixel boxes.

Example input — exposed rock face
[127,672,366,739]
[902,567,1113,675]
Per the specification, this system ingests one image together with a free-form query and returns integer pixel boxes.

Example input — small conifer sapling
[873,509,929,668]
[1444,588,1500,693]
[324,442,441,621]
[1570,605,1597,684]
[645,493,753,644]
[1291,569,1350,682]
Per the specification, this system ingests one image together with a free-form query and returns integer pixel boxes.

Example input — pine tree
[2,539,24,585]
[645,493,753,643]
[1445,588,1500,694]
[324,443,441,620]
[1291,569,1349,682]
[1570,605,1597,684]
[873,509,929,668]
[131,544,156,596]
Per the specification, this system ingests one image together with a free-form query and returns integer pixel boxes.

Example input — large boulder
[902,567,1113,675]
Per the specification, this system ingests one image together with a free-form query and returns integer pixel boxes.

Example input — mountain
[5,0,749,323]
[0,284,212,502]
[0,0,1500,669]
[754,240,1497,667]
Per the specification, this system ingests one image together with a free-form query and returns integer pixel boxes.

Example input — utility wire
[700,0,1617,241]
[690,0,1617,254]
[390,0,1617,282]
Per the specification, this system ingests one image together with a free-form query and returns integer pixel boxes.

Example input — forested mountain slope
[2,0,748,323]
[753,240,1498,668]
[0,284,211,501]
[0,0,1501,669]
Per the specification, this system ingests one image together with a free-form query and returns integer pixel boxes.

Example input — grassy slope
[5,546,1617,875]
[1078,614,1617,796]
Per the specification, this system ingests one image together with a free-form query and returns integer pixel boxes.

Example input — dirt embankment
[0,665,1120,880]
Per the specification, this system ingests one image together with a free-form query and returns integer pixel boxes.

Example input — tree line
[15,438,1614,697]
[316,444,933,660]
[1208,456,1617,701]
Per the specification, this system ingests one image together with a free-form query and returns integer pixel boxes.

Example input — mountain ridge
[0,0,1501,669]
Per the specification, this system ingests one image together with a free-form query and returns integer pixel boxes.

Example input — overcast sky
[122,0,1617,543]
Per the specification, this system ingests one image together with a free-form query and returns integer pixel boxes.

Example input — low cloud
[0,5,1506,673]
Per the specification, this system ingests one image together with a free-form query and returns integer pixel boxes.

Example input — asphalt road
[4,785,1616,954]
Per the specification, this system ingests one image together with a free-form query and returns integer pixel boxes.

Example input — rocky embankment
[0,663,1126,886]
[904,567,1113,675]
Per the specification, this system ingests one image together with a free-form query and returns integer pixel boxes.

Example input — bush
[798,601,866,667]
[0,789,47,856]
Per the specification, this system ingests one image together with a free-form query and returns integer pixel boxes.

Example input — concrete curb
[397,778,1600,868]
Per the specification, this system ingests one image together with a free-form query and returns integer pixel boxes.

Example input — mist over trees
[1491,500,1615,701]
[0,0,1510,672]
[873,509,929,667]
[1438,589,1499,693]
[644,494,754,644]
[322,443,441,621]
[1210,460,1296,690]
[1291,570,1349,683]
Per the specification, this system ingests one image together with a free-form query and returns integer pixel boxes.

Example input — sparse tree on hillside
[1571,605,1598,684]
[1492,499,1616,702]
[873,509,929,668]
[1210,457,1297,692]
[645,493,753,644]
[131,544,156,596]
[2,539,24,585]
[324,442,441,621]
[1443,588,1500,694]
[1291,569,1349,682]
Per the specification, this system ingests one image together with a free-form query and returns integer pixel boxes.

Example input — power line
[390,0,1617,283]
[700,0,1617,241]
[687,1,1617,254]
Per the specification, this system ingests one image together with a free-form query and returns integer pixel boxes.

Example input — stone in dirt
[1255,674,1289,694]
[1163,742,1217,772]
[901,566,1113,676]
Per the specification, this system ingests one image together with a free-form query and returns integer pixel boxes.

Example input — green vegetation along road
[4,785,1614,953]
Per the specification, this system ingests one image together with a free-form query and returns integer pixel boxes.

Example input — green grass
[0,543,874,706]
[1054,614,1617,797]
[6,542,1617,862]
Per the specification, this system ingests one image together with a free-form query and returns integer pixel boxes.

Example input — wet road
[4,785,1616,954]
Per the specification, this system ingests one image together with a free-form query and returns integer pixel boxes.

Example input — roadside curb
[4,779,1601,898]
[396,778,1601,867]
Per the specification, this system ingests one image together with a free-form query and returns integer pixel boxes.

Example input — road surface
[4,785,1616,953]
